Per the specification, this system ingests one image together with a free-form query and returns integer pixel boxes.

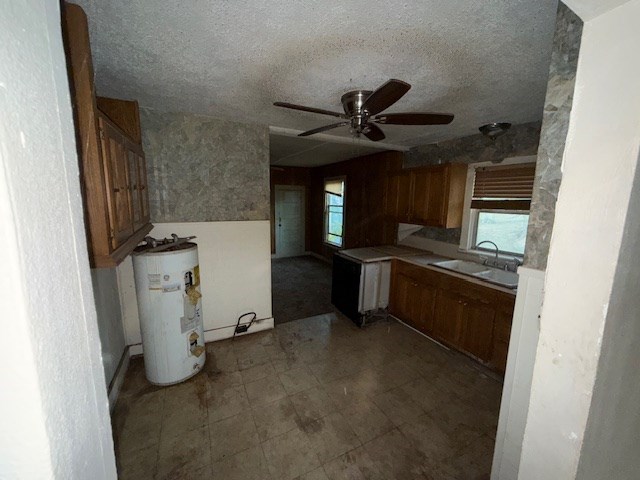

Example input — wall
[309,151,403,260]
[270,166,312,254]
[524,3,583,270]
[141,108,270,222]
[576,150,640,479]
[519,1,640,477]
[91,268,126,385]
[0,0,116,477]
[404,122,541,245]
[120,110,273,348]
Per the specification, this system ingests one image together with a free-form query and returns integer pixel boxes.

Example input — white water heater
[132,237,206,385]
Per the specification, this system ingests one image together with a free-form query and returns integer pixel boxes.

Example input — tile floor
[271,256,333,325]
[112,313,502,479]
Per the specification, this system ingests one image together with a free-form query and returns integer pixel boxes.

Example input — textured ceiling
[76,0,558,148]
[270,131,399,167]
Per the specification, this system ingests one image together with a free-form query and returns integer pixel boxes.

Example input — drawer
[395,260,442,286]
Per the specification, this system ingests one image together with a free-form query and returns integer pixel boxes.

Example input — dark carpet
[271,255,334,324]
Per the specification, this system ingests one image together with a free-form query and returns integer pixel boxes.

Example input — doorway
[274,185,305,258]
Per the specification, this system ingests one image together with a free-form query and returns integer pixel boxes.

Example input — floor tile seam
[438,430,486,458]
[211,441,261,464]
[348,419,398,446]
[257,410,312,445]
[256,439,276,480]
[292,407,336,426]
[153,390,169,468]
[255,406,305,443]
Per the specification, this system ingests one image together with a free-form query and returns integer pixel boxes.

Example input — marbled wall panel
[404,121,541,168]
[524,2,583,270]
[141,108,270,222]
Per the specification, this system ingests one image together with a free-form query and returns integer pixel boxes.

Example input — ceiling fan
[274,79,454,142]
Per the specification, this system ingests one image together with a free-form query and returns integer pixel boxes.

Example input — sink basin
[432,260,519,289]
[474,269,519,289]
[432,260,490,275]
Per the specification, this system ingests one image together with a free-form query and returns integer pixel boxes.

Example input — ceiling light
[479,122,511,140]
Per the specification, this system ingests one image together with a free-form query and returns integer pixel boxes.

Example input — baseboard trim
[308,252,332,264]
[204,317,275,342]
[108,347,130,411]
[388,314,450,351]
[125,317,276,356]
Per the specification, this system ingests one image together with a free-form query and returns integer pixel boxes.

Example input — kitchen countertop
[397,253,518,296]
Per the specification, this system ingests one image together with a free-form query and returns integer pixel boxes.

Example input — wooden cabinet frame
[384,163,467,228]
[63,4,151,268]
[389,259,516,373]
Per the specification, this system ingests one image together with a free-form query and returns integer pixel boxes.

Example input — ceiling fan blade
[274,102,346,118]
[374,112,454,125]
[360,79,411,115]
[298,122,349,137]
[363,123,386,141]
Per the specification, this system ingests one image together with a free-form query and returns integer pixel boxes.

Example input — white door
[275,186,305,258]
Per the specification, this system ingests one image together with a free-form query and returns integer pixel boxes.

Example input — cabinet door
[99,118,133,248]
[410,169,431,224]
[414,281,438,334]
[389,273,414,324]
[137,152,150,224]
[460,299,496,362]
[385,171,412,222]
[491,297,515,372]
[126,148,143,231]
[433,289,464,346]
[425,165,447,226]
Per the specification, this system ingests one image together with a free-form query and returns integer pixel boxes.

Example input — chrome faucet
[475,240,499,266]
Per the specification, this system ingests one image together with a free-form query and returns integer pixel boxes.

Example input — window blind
[325,179,344,196]
[471,163,536,210]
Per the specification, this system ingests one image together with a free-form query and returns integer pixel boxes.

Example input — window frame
[323,176,346,248]
[459,156,536,259]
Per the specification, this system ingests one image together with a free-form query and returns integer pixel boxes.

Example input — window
[324,178,345,247]
[474,211,529,255]
[464,162,536,256]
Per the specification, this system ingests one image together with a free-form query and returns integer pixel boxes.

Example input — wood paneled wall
[270,152,404,258]
[270,166,312,254]
[309,151,404,260]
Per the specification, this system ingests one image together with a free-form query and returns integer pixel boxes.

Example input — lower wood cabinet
[459,298,496,363]
[432,289,464,345]
[390,259,516,373]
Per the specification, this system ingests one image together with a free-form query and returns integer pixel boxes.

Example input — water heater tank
[132,239,206,385]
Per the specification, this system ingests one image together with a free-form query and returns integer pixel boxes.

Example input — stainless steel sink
[431,259,490,275]
[474,269,519,289]
[431,259,519,289]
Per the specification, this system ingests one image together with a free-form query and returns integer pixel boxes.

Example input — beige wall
[519,1,640,477]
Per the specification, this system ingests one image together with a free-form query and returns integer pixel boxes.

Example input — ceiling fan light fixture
[273,79,455,142]
[479,122,512,139]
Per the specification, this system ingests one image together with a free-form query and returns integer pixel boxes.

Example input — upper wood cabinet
[96,96,142,144]
[384,163,467,228]
[384,170,413,223]
[389,259,516,374]
[63,3,151,267]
